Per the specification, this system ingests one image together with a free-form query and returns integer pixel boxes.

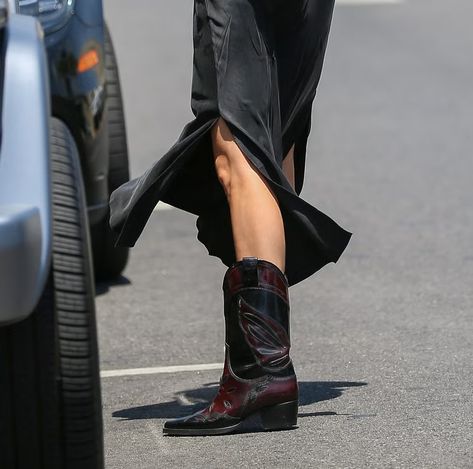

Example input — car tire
[0,118,104,469]
[92,23,130,282]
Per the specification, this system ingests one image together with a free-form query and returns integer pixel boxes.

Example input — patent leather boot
[163,257,298,436]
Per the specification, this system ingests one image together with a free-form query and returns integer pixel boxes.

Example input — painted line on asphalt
[337,0,403,4]
[100,362,223,378]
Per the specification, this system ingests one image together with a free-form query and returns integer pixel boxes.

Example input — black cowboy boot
[163,256,298,436]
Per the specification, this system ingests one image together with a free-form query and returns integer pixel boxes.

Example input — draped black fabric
[109,0,352,286]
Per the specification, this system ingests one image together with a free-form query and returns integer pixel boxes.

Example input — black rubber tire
[0,118,104,469]
[104,23,130,195]
[92,23,130,282]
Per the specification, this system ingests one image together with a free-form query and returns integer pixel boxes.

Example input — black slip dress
[109,0,352,287]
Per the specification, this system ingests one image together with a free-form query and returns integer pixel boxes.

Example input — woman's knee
[211,117,253,195]
[211,118,232,193]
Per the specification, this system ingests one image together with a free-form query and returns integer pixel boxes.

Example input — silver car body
[0,12,52,325]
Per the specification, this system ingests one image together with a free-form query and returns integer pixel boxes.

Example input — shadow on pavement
[95,275,131,296]
[112,380,367,420]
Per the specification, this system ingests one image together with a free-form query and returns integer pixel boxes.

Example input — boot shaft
[222,257,293,377]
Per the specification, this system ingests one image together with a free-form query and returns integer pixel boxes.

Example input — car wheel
[92,23,130,282]
[0,118,104,469]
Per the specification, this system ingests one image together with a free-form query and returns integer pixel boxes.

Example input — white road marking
[337,0,403,4]
[153,202,175,211]
[100,362,222,378]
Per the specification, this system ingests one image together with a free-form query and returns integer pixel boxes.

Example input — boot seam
[226,346,295,384]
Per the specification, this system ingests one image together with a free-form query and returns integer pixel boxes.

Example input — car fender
[0,15,52,325]
[74,0,104,27]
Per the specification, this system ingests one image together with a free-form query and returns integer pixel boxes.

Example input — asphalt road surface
[98,0,473,467]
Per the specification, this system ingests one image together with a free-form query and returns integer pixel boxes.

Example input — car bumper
[0,15,52,325]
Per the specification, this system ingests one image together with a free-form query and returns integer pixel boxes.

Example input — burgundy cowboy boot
[163,257,298,436]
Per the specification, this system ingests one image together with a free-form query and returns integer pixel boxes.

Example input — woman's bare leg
[282,143,296,191]
[211,118,286,272]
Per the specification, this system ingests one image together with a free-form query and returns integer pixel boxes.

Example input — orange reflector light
[77,50,99,73]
